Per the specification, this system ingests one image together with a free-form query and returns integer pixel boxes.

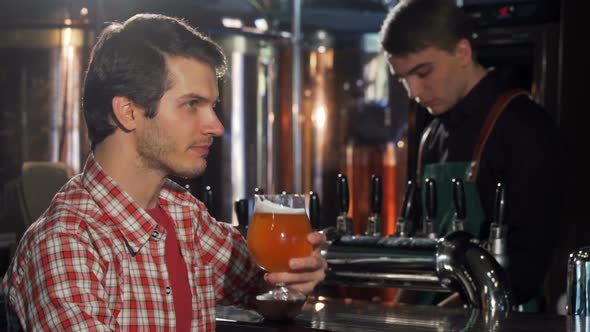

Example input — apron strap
[466,88,529,182]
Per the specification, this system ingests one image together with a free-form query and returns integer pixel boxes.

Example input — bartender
[379,0,562,310]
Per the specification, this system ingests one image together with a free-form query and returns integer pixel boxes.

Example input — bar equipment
[365,174,383,236]
[335,173,353,235]
[203,185,216,220]
[309,191,321,230]
[423,178,438,239]
[318,176,513,315]
[321,231,512,314]
[234,198,249,236]
[394,180,416,238]
[487,182,509,268]
[567,247,590,316]
[451,178,466,232]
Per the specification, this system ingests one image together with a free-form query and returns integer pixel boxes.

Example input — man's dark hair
[83,13,227,149]
[379,0,474,57]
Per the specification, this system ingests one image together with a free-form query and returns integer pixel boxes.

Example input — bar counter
[216,297,577,332]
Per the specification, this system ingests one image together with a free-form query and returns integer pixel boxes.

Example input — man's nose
[204,109,225,137]
[404,77,423,101]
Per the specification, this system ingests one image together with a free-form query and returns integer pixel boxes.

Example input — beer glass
[247,194,312,301]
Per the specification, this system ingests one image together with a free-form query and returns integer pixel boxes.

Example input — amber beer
[247,195,312,272]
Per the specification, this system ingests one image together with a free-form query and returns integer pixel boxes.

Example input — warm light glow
[317,296,326,301]
[268,112,275,125]
[222,17,243,29]
[64,18,72,26]
[62,28,72,46]
[317,46,326,53]
[397,140,405,149]
[313,106,327,129]
[67,46,74,60]
[314,302,325,312]
[254,18,268,31]
[80,7,88,16]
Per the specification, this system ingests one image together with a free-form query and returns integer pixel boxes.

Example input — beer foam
[254,196,307,214]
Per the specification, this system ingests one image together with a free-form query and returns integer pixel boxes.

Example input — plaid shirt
[1,154,264,331]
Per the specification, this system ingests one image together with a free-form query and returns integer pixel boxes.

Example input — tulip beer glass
[247,194,312,300]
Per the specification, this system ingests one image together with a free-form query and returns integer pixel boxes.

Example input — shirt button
[165,286,171,295]
[152,231,161,239]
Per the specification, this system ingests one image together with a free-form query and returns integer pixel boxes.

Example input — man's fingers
[289,256,326,271]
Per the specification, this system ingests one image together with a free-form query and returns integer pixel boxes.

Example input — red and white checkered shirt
[1,154,264,331]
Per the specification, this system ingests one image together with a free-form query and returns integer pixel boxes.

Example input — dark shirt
[421,68,562,304]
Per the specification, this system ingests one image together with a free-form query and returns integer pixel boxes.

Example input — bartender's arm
[502,105,562,304]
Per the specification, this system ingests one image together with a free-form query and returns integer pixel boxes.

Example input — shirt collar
[81,153,196,254]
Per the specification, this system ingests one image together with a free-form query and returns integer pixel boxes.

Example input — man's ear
[111,96,138,131]
[454,38,474,67]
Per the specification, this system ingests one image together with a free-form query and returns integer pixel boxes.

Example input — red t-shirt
[146,206,192,331]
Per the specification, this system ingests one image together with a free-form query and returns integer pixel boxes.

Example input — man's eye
[417,68,432,78]
[185,100,200,108]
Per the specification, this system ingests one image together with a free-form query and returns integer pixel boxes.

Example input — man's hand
[264,232,327,295]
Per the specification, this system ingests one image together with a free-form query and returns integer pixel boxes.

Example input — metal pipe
[322,231,513,314]
[291,0,302,193]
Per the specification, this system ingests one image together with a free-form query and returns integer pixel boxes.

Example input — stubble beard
[137,121,207,179]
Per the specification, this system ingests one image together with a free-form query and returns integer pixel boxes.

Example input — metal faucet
[567,246,590,316]
[487,182,509,268]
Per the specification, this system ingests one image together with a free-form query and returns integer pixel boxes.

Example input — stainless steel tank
[0,24,93,185]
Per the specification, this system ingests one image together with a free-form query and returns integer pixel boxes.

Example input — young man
[380,0,561,310]
[1,14,326,330]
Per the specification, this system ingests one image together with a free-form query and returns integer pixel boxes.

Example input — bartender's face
[135,56,224,178]
[387,40,472,115]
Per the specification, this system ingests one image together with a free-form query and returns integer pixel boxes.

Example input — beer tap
[394,180,416,237]
[336,173,353,235]
[487,182,508,268]
[309,191,321,230]
[365,174,382,236]
[234,198,249,236]
[254,187,264,196]
[452,178,466,232]
[423,178,437,239]
[203,185,216,219]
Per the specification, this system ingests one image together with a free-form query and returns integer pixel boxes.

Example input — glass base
[255,285,307,321]
[256,285,307,301]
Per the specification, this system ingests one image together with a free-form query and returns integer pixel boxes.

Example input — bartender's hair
[379,0,475,57]
[83,13,227,149]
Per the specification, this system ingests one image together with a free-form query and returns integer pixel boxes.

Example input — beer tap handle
[335,173,353,235]
[423,178,437,238]
[337,173,350,215]
[396,180,415,237]
[203,185,216,219]
[489,182,508,267]
[370,174,382,215]
[493,182,506,227]
[234,199,249,234]
[452,178,466,220]
[452,178,466,232]
[309,191,321,230]
[400,180,415,220]
[424,178,437,221]
[365,174,382,236]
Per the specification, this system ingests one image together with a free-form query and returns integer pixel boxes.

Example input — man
[380,0,561,310]
[1,14,326,330]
